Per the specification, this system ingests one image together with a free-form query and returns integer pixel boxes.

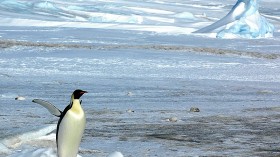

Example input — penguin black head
[72,89,88,99]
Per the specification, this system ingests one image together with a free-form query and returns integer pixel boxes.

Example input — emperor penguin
[193,0,252,33]
[32,89,87,157]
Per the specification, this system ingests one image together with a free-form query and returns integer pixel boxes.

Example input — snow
[0,0,280,157]
[1,125,57,157]
[8,148,57,157]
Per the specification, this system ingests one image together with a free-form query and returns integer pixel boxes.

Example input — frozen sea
[0,0,280,156]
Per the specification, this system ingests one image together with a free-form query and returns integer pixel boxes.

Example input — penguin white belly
[57,106,86,157]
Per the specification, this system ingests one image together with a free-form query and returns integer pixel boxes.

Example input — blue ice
[33,1,59,11]
[0,0,30,12]
[194,0,274,38]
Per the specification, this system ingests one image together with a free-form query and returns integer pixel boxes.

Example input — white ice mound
[107,151,124,157]
[0,125,56,153]
[7,148,82,157]
[194,0,274,38]
[7,148,57,157]
[217,0,274,38]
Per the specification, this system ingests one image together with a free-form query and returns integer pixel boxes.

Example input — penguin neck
[71,99,83,114]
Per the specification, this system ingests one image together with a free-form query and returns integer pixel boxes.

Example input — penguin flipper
[32,99,62,117]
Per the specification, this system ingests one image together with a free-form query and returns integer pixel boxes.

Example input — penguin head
[72,89,88,99]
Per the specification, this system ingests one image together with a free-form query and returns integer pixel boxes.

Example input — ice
[0,143,10,155]
[0,0,280,157]
[1,93,18,99]
[5,132,83,157]
[217,0,275,38]
[1,43,280,156]
[7,148,83,157]
[88,13,143,24]
[107,151,124,157]
[7,148,57,157]
[194,0,275,38]
[124,6,174,15]
[0,125,56,149]
[0,0,29,11]
[33,1,59,11]
[174,12,195,19]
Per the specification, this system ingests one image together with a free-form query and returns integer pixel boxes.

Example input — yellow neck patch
[71,99,83,114]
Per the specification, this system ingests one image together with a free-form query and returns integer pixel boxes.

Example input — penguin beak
[81,91,88,94]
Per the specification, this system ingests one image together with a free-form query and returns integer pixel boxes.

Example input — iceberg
[194,0,274,38]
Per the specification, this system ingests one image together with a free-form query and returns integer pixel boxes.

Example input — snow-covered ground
[0,0,280,156]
